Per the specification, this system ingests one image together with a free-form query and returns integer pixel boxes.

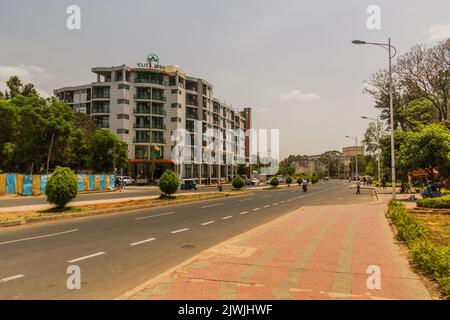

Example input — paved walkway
[121,189,432,300]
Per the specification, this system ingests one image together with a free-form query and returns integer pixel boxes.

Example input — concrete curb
[0,219,23,227]
[0,191,250,228]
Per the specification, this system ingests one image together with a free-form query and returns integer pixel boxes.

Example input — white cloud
[280,89,320,101]
[0,65,54,97]
[425,23,450,41]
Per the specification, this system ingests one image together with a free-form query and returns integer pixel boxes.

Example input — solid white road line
[171,228,189,234]
[222,215,233,220]
[134,211,175,220]
[130,238,156,246]
[239,211,248,215]
[238,198,252,202]
[0,274,24,283]
[201,221,215,226]
[67,251,105,263]
[0,229,79,246]
[201,203,224,209]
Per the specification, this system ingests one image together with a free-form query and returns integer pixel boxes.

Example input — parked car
[117,176,135,186]
[250,178,260,185]
[180,179,197,190]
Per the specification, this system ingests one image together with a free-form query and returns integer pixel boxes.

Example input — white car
[117,176,135,186]
[250,178,260,185]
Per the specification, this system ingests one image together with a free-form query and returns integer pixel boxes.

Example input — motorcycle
[302,184,308,192]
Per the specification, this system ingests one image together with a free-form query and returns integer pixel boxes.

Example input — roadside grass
[387,200,450,298]
[0,190,249,223]
[413,213,450,248]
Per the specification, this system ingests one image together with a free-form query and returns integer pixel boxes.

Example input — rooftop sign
[136,53,165,70]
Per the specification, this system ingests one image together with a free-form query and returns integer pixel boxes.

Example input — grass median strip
[0,190,249,227]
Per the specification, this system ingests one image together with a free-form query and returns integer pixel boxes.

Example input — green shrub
[158,170,180,197]
[285,176,293,185]
[45,166,78,209]
[441,189,450,196]
[387,200,450,297]
[417,195,450,208]
[270,177,279,187]
[232,176,244,189]
[311,175,319,184]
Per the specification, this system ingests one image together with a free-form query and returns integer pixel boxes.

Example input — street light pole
[352,38,397,199]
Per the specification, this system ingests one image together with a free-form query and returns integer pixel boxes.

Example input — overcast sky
[1,0,449,158]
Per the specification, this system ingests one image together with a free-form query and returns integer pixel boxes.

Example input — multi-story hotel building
[54,57,251,183]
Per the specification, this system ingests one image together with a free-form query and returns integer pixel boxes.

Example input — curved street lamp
[352,38,397,199]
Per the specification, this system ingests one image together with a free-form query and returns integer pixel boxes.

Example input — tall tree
[89,130,128,173]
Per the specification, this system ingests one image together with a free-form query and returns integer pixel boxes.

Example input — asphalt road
[0,185,234,208]
[0,180,373,299]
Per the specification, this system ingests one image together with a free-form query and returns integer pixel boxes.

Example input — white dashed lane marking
[67,252,106,263]
[239,211,248,215]
[201,221,215,226]
[222,216,233,220]
[0,229,79,246]
[0,274,24,283]
[134,211,175,220]
[201,203,224,209]
[171,228,189,234]
[130,238,156,246]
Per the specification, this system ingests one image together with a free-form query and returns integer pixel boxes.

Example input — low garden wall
[0,173,116,196]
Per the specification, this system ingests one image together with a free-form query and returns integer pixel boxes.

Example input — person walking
[356,180,361,195]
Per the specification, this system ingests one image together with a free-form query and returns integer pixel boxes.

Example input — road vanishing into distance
[0,180,373,299]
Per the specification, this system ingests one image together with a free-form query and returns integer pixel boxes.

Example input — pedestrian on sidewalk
[356,180,361,194]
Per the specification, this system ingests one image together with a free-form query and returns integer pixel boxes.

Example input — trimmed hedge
[387,200,450,296]
[417,195,450,208]
[45,167,78,209]
[158,170,180,197]
[232,176,244,189]
[285,176,293,185]
[270,177,280,187]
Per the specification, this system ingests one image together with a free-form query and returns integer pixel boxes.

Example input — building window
[171,89,178,94]
[118,84,130,90]
[117,128,129,134]
[117,99,130,104]
[117,113,130,120]
[171,117,179,122]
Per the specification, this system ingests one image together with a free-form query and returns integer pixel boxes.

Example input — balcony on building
[186,93,198,106]
[152,119,166,130]
[186,107,198,120]
[91,101,110,114]
[134,132,151,143]
[185,80,198,92]
[92,87,110,99]
[152,103,166,116]
[94,116,110,129]
[152,132,165,144]
[134,116,151,129]
[134,102,151,114]
[134,71,167,85]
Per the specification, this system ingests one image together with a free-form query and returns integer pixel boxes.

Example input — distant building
[342,146,365,157]
[54,55,251,182]
[292,155,326,176]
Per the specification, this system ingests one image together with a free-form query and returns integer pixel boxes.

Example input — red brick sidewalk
[120,195,431,300]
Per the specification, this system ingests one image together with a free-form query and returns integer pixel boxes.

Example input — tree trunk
[46,133,55,176]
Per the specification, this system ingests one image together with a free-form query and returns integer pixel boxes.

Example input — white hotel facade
[54,56,252,182]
